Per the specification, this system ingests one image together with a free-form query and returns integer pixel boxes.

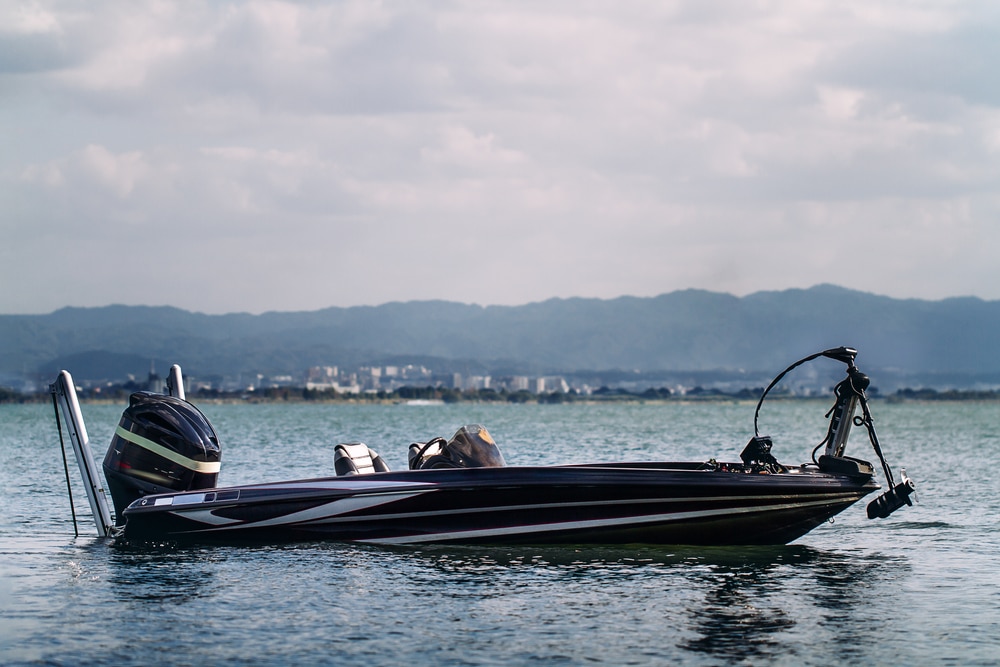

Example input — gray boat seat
[334,442,390,476]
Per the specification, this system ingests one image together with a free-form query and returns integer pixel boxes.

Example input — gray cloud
[2,0,998,314]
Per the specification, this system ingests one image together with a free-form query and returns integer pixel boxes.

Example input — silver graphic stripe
[357,496,855,545]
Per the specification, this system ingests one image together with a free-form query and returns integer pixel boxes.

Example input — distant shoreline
[4,391,999,406]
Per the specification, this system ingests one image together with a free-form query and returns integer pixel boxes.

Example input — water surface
[2,399,997,665]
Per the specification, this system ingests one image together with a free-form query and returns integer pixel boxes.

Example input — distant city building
[464,375,492,390]
[146,361,165,394]
[307,366,339,381]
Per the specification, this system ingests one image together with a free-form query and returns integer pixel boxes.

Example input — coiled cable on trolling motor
[753,346,858,438]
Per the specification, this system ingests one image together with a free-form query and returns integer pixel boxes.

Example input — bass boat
[51,347,915,546]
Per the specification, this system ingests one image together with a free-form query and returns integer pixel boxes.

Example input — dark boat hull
[120,463,878,545]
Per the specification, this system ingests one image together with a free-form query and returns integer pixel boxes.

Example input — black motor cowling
[103,392,222,521]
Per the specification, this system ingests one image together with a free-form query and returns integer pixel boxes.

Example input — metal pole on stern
[50,371,114,537]
[166,363,185,400]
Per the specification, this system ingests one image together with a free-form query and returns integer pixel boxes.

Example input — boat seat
[334,443,390,476]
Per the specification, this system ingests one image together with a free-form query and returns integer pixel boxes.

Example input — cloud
[2,0,999,314]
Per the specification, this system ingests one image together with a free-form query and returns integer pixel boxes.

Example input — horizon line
[3,284,995,318]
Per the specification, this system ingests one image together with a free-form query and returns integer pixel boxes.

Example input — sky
[2,1,999,315]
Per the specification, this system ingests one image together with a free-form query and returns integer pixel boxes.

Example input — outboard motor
[409,424,506,470]
[103,392,222,521]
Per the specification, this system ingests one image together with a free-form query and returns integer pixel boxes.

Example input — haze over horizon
[4,2,999,316]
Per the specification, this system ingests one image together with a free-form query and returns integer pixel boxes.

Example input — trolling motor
[823,349,916,518]
[754,346,916,519]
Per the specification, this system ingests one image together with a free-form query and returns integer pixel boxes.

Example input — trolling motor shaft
[825,365,869,459]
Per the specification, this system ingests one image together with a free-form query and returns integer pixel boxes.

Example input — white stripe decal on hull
[307,491,861,525]
[355,496,855,545]
[163,489,862,536]
[170,509,243,526]
[173,490,435,531]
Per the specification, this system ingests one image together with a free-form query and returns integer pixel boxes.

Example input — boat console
[408,424,506,470]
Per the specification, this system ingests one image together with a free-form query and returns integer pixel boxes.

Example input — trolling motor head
[868,470,916,518]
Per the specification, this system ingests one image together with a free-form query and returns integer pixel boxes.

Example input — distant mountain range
[2,285,999,389]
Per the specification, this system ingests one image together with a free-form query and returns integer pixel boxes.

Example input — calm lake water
[2,398,998,665]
